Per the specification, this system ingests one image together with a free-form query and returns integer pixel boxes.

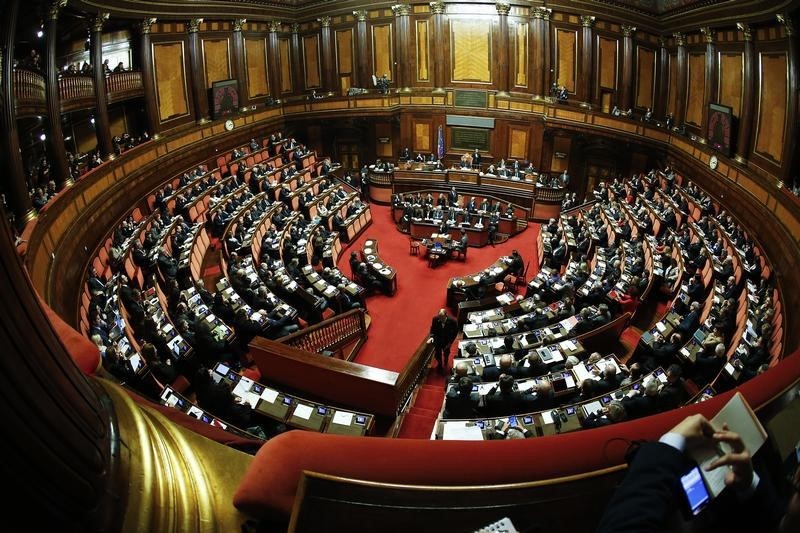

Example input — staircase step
[396,412,438,439]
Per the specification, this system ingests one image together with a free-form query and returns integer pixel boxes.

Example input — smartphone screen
[681,466,710,516]
[508,415,518,427]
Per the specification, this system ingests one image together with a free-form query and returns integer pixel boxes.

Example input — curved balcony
[13,68,46,117]
[106,70,144,105]
[58,74,95,113]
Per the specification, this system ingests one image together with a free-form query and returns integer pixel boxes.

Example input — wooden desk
[410,219,489,247]
[362,239,397,295]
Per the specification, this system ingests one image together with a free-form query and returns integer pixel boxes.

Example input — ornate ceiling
[598,0,722,15]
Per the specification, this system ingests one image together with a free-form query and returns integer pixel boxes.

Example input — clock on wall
[709,155,719,170]
[224,119,234,132]
[210,79,239,119]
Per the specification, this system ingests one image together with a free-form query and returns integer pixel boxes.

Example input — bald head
[499,354,513,370]
[454,362,470,377]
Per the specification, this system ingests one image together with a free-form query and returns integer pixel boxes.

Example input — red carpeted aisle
[395,372,448,438]
[339,204,541,373]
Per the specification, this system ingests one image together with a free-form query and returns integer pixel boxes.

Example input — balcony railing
[59,74,95,113]
[13,68,46,116]
[106,70,144,104]
[280,309,368,361]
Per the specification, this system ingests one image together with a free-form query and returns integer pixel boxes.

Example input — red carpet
[395,411,438,439]
[338,204,541,373]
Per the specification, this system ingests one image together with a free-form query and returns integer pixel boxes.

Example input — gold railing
[280,308,368,360]
[13,68,46,112]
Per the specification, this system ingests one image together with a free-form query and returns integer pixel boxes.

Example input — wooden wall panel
[450,19,491,82]
[635,47,655,109]
[153,42,189,122]
[244,38,269,97]
[303,35,321,89]
[514,22,528,87]
[376,122,393,158]
[336,28,353,92]
[416,20,430,81]
[555,28,577,93]
[755,52,788,163]
[550,136,571,172]
[686,52,706,126]
[597,36,618,90]
[109,107,128,137]
[372,24,393,80]
[414,122,431,152]
[667,52,677,116]
[719,52,743,117]
[278,37,292,93]
[202,38,230,88]
[336,29,353,75]
[509,127,528,160]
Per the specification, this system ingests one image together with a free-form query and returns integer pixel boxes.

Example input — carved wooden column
[619,25,636,111]
[655,37,669,119]
[353,10,369,88]
[44,0,71,188]
[674,32,687,127]
[777,13,797,179]
[579,15,595,106]
[138,18,159,138]
[232,18,249,110]
[495,2,511,97]
[91,13,114,159]
[430,0,446,92]
[318,17,335,93]
[187,18,209,122]
[290,23,302,95]
[701,27,717,138]
[0,0,35,227]
[531,7,546,99]
[735,23,754,164]
[392,4,412,92]
[267,21,282,98]
[542,8,552,97]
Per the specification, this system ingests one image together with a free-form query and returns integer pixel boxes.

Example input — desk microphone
[551,409,562,433]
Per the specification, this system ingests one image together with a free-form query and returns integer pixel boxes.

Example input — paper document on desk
[442,421,484,441]
[688,392,767,498]
[232,377,253,399]
[293,404,313,420]
[559,339,577,352]
[259,388,279,403]
[244,391,260,409]
[573,364,592,384]
[331,411,354,426]
[584,401,603,416]
[541,410,554,424]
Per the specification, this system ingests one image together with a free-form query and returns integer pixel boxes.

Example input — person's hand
[669,414,716,449]
[706,423,754,490]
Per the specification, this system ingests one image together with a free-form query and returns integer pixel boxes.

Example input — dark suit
[598,441,781,532]
[621,393,659,419]
[429,315,458,371]
[597,442,690,532]
[444,391,480,419]
[483,390,535,416]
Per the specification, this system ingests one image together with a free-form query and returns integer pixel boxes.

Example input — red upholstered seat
[233,349,800,522]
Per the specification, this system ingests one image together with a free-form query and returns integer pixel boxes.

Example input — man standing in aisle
[428,309,458,374]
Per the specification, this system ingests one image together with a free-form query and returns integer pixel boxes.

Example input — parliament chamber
[1,0,800,531]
